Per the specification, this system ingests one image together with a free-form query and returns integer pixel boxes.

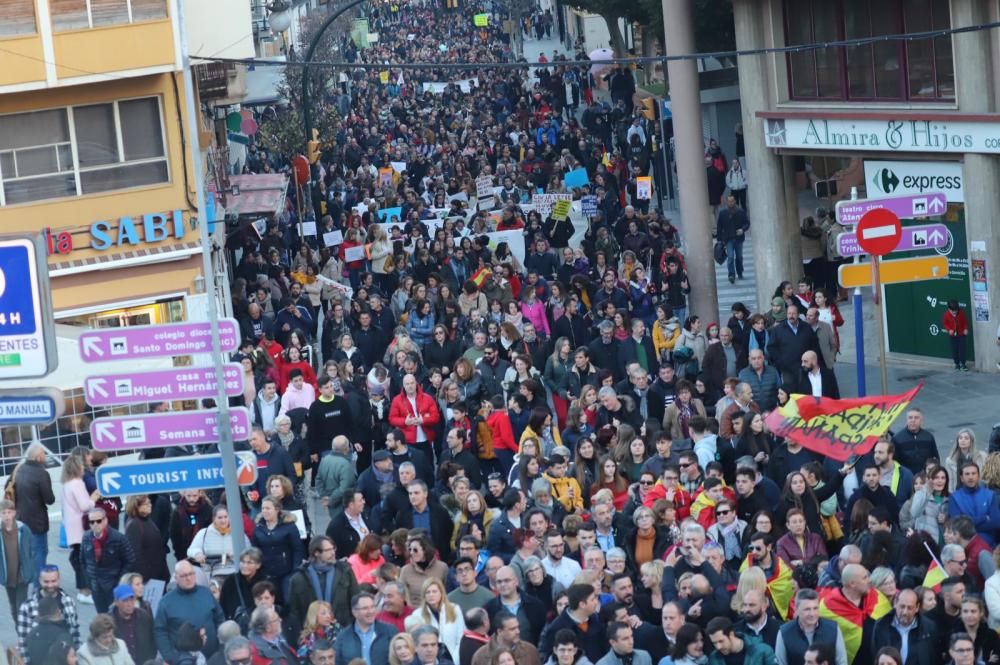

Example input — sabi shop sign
[44,210,186,255]
[763,116,1000,154]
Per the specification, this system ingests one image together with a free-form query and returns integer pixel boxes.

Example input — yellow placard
[379,70,390,84]
[473,13,489,26]
[838,255,949,288]
[551,199,571,220]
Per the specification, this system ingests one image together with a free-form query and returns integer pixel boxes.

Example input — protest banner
[636,176,652,200]
[764,384,923,461]
[486,229,526,264]
[323,230,344,247]
[476,176,494,199]
[531,193,572,217]
[581,195,599,215]
[390,161,407,173]
[344,245,367,262]
[473,13,489,26]
[551,199,572,221]
[378,168,393,187]
[563,168,589,189]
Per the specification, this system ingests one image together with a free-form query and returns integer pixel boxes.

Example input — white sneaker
[77,593,94,605]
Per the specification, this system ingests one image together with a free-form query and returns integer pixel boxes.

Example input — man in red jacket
[388,374,441,462]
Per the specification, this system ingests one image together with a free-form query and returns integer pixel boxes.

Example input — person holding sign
[367,225,395,294]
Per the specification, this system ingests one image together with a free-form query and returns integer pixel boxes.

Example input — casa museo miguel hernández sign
[763,117,1000,154]
[43,210,186,255]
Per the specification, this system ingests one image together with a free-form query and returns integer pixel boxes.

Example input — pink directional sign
[90,407,252,451]
[835,192,948,225]
[837,223,950,258]
[84,364,244,407]
[79,319,240,363]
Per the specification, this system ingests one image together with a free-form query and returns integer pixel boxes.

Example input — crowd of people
[3,2,998,665]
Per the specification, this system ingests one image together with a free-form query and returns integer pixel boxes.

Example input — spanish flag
[922,559,947,593]
[819,587,879,664]
[471,267,492,288]
[740,555,795,621]
[872,589,892,621]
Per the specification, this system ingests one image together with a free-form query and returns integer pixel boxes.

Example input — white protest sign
[323,230,344,247]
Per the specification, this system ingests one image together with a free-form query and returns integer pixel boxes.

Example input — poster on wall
[972,258,989,322]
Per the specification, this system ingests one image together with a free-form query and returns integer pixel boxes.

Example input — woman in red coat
[278,346,317,392]
[944,299,970,371]
[388,374,442,462]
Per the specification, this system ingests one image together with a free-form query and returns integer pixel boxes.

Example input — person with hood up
[389,373,442,463]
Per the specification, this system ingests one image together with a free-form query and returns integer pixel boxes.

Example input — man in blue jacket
[949,461,1000,547]
[335,592,398,665]
[154,561,224,663]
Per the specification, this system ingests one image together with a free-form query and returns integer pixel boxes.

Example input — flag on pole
[923,559,947,592]
[764,384,923,461]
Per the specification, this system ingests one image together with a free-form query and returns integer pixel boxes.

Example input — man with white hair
[719,382,760,440]
[596,386,641,430]
[248,605,296,665]
[14,442,55,578]
[154,560,224,663]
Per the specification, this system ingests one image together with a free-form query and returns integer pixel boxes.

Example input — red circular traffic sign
[856,208,902,257]
[292,155,310,184]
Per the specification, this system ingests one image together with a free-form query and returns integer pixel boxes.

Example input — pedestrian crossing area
[714,234,759,323]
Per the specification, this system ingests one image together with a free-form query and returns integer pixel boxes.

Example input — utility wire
[190,20,1000,70]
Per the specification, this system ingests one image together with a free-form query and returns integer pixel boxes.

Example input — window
[0,0,37,36]
[784,0,954,101]
[51,0,167,31]
[0,97,168,206]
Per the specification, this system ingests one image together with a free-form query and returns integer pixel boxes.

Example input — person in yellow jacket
[519,409,563,457]
[543,453,584,514]
[652,306,682,360]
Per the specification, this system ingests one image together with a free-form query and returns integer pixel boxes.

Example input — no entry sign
[856,209,902,257]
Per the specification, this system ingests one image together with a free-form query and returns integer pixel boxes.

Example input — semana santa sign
[764,384,922,461]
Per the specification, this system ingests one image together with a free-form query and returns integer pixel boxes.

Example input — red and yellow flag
[740,555,795,621]
[923,559,947,593]
[819,587,879,664]
[765,384,923,461]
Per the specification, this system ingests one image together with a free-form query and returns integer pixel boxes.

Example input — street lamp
[267,0,294,34]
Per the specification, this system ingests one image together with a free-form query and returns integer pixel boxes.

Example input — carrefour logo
[872,168,900,194]
[872,167,962,194]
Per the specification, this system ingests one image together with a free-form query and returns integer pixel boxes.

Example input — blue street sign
[96,453,258,496]
[0,236,57,379]
[0,388,65,425]
[0,395,56,425]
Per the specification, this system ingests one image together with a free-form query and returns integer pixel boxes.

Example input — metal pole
[872,256,888,394]
[850,186,866,397]
[177,0,246,558]
[302,0,368,146]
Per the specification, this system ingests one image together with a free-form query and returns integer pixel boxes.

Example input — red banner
[765,384,923,461]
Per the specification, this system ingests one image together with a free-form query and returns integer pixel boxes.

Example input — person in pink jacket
[61,454,98,604]
[520,289,551,337]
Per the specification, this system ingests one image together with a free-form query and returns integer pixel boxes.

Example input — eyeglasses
[228,658,252,665]
[639,480,654,486]
[749,545,765,552]
[952,559,968,566]
[716,509,731,516]
[89,518,105,525]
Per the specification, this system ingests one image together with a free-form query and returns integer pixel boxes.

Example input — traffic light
[306,128,321,164]
[639,97,657,121]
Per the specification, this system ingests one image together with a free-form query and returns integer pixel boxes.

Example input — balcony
[195,62,248,106]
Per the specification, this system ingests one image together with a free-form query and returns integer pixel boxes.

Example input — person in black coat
[552,308,590,350]
[868,589,939,665]
[219,549,265,622]
[325,489,367,557]
[538,584,607,663]
[424,327,463,373]
[767,304,821,386]
[250,498,305,598]
[13,444,55,576]
[618,320,659,377]
[794,351,840,399]
[169,491,213,562]
[716,195,750,283]
[393,481,454,562]
[123,496,170,583]
[81,509,136,612]
[483,581,547,644]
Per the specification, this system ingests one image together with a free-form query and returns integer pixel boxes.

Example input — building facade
[734,0,1000,370]
[0,0,255,461]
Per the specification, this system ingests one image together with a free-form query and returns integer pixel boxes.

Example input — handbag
[713,240,727,265]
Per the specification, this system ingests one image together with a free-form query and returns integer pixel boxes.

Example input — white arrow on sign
[102,472,121,493]
[929,229,945,244]
[82,337,104,359]
[94,421,117,443]
[928,197,946,214]
[87,378,108,399]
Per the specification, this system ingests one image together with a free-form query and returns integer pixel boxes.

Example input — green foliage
[256,10,353,158]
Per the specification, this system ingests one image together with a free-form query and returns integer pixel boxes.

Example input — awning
[210,173,288,218]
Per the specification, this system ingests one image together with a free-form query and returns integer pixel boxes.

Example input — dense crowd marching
[4,3,999,665]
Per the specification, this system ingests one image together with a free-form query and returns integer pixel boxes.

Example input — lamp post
[302,0,367,147]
